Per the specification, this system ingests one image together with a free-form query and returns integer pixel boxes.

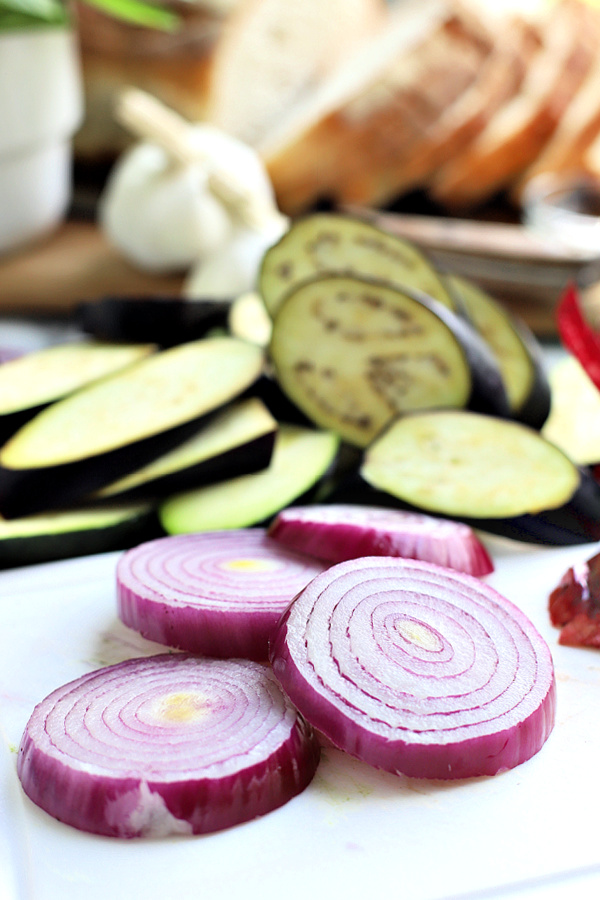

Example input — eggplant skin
[0,508,162,570]
[96,430,276,503]
[327,469,600,546]
[77,296,231,347]
[0,415,221,520]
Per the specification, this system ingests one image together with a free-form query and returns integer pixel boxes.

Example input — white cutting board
[2,536,600,900]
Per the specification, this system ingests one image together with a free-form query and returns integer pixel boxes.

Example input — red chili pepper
[557,282,600,390]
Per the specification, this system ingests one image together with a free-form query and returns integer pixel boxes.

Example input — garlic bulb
[98,89,282,274]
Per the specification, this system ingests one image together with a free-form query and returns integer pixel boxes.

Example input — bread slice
[430,0,600,209]
[259,0,492,214]
[204,0,387,149]
[388,14,541,198]
[516,48,600,197]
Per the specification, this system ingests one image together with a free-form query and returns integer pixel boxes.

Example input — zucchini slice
[359,409,600,545]
[259,212,456,317]
[446,275,551,428]
[268,274,508,448]
[159,424,340,534]
[93,398,277,502]
[77,296,231,347]
[0,504,159,569]
[0,337,264,519]
[0,341,155,445]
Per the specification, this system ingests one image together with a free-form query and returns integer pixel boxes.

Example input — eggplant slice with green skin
[357,409,600,545]
[0,337,265,519]
[92,398,277,503]
[268,273,509,448]
[0,341,156,446]
[259,212,457,318]
[77,296,232,347]
[0,503,160,569]
[445,274,551,429]
[159,424,340,534]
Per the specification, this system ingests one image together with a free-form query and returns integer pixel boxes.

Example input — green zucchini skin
[77,296,231,347]
[0,506,162,570]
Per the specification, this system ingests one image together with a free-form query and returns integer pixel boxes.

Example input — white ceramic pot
[0,26,83,254]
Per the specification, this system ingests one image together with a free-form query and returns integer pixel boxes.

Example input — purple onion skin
[117,585,279,662]
[17,656,320,838]
[270,558,556,780]
[18,714,318,838]
[268,506,494,576]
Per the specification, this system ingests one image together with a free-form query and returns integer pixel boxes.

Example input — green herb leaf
[0,0,68,26]
[84,0,180,30]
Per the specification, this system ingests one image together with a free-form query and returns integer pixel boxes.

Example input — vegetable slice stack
[268,504,494,576]
[359,409,600,545]
[117,529,327,660]
[0,337,264,519]
[17,654,320,838]
[268,274,508,448]
[270,557,556,780]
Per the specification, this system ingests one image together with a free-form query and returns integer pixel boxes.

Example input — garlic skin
[183,214,289,300]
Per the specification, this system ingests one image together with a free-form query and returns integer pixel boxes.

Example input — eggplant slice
[259,212,457,317]
[445,275,551,429]
[159,424,340,534]
[359,409,600,545]
[268,274,509,448]
[93,398,277,502]
[0,337,264,519]
[0,341,155,446]
[0,503,159,569]
[77,296,232,347]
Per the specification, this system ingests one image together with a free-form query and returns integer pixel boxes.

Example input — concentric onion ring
[116,529,326,659]
[17,654,320,838]
[270,557,556,779]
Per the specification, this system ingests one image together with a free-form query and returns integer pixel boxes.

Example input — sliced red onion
[116,529,326,660]
[270,557,556,780]
[268,504,494,576]
[17,654,320,838]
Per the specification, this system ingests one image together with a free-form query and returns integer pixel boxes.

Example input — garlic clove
[184,215,289,300]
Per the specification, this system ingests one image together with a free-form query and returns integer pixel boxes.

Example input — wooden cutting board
[0,221,184,317]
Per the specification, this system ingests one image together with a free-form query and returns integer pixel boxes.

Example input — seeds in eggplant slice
[17,654,320,838]
[361,409,580,519]
[116,529,326,659]
[0,337,264,518]
[259,212,457,317]
[93,398,276,502]
[445,275,550,428]
[268,274,508,447]
[159,424,339,534]
[0,341,155,445]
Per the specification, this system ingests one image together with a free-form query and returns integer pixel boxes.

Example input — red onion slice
[116,529,326,660]
[270,557,556,780]
[17,654,320,838]
[268,504,494,576]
